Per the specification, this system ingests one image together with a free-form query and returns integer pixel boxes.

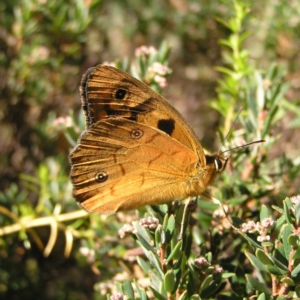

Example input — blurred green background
[1,0,300,299]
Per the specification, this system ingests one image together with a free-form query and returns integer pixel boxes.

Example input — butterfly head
[202,153,228,188]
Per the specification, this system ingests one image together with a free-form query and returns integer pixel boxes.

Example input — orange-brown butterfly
[69,65,228,214]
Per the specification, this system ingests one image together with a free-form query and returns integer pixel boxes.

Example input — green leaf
[295,284,300,297]
[272,256,288,271]
[197,199,219,211]
[291,261,300,278]
[221,272,236,279]
[134,281,148,300]
[162,213,169,231]
[166,240,182,263]
[241,232,263,249]
[155,225,163,248]
[178,252,187,274]
[164,270,176,292]
[281,277,295,286]
[256,249,274,265]
[261,105,278,138]
[133,221,152,245]
[283,199,294,225]
[295,201,300,226]
[257,247,287,272]
[288,234,299,247]
[245,252,268,272]
[280,224,293,258]
[269,81,289,107]
[123,280,134,299]
[147,251,164,279]
[190,295,201,300]
[137,256,151,274]
[266,264,287,276]
[199,274,214,293]
[274,215,286,229]
[200,276,222,298]
[246,274,271,295]
[261,242,273,248]
[149,286,167,300]
[158,41,171,63]
[260,205,270,221]
[165,214,175,243]
[136,234,156,254]
[231,216,246,227]
[293,247,300,260]
[115,281,123,293]
[272,205,284,215]
[257,293,266,300]
[177,290,188,300]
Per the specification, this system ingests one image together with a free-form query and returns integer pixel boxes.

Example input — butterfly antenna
[221,139,265,155]
[219,107,243,152]
[219,107,265,155]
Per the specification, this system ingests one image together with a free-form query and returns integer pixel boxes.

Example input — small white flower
[261,217,275,229]
[240,220,258,233]
[79,247,95,263]
[291,195,300,205]
[257,235,270,242]
[110,292,124,300]
[102,61,116,67]
[213,266,223,274]
[135,45,157,57]
[139,217,159,230]
[149,62,170,76]
[194,257,210,268]
[118,224,135,238]
[53,116,72,127]
[154,75,167,87]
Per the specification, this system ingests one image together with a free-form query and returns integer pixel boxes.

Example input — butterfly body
[70,65,227,214]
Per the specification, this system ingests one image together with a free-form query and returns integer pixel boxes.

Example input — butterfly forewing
[80,65,206,162]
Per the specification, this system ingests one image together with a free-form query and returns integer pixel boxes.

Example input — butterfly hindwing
[70,118,201,214]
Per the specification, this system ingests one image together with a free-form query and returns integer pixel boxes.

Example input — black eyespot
[115,89,127,100]
[131,129,143,139]
[157,118,175,136]
[95,171,108,183]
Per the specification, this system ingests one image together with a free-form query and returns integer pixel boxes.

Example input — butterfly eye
[214,159,223,171]
[214,157,228,172]
[131,129,143,139]
[95,171,108,183]
[115,88,127,100]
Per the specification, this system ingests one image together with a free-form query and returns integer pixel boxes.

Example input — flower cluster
[110,292,124,300]
[79,247,95,263]
[28,46,50,65]
[241,217,275,243]
[139,216,159,230]
[290,194,300,204]
[135,45,157,57]
[147,62,170,88]
[194,257,210,268]
[102,61,116,67]
[118,224,135,238]
[53,116,73,128]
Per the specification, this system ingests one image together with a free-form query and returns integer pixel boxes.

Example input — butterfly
[69,65,228,214]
